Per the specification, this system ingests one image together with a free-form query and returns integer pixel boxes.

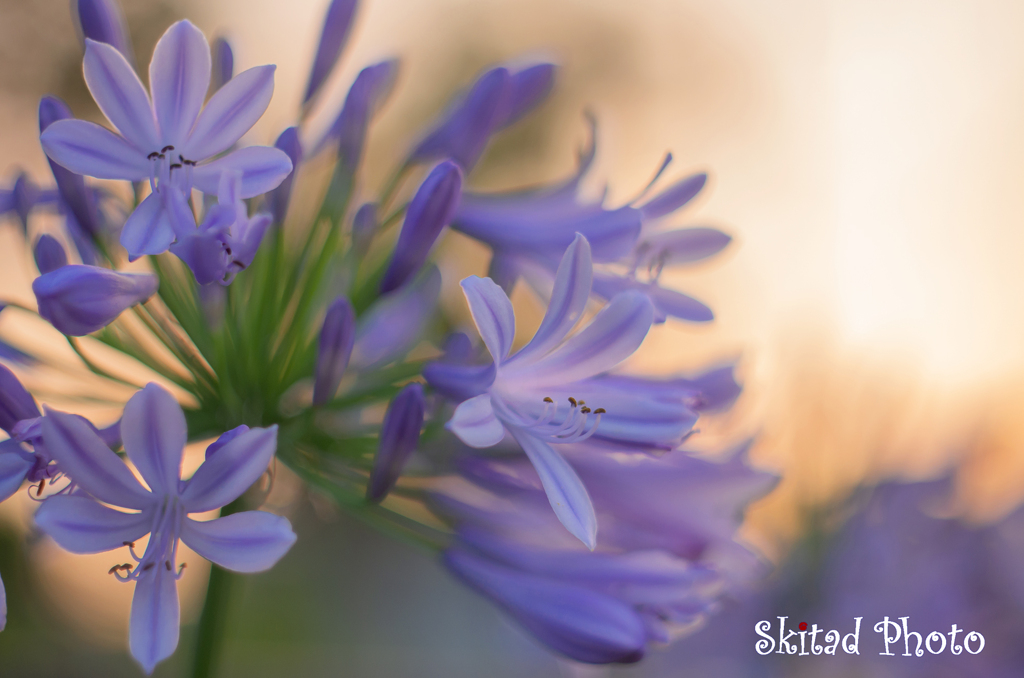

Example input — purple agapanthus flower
[32,264,158,336]
[34,383,295,673]
[0,172,57,234]
[452,121,727,323]
[39,20,292,259]
[428,234,656,549]
[432,441,776,664]
[170,170,272,285]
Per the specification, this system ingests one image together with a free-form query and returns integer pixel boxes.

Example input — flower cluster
[0,0,772,672]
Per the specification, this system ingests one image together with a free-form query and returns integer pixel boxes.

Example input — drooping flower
[431,441,776,664]
[410,63,556,172]
[32,264,158,336]
[39,20,292,259]
[34,383,296,673]
[427,234,657,548]
[366,382,425,502]
[379,160,462,293]
[452,120,727,322]
[170,170,272,285]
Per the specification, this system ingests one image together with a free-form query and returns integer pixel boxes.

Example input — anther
[161,145,175,153]
[183,159,196,166]
[594,408,606,414]
[169,163,182,170]
[578,400,586,406]
[165,560,172,571]
[147,151,160,160]
[123,541,135,548]
[142,563,155,572]
[158,153,165,160]
[36,479,46,497]
[568,397,577,407]
[543,397,553,403]
[580,407,591,414]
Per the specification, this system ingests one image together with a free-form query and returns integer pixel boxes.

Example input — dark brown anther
[142,563,155,572]
[108,565,119,575]
[123,541,135,548]
[578,400,586,406]
[593,408,606,414]
[580,407,591,414]
[165,561,172,571]
[36,479,46,496]
[161,145,175,153]
[169,163,182,170]
[568,397,578,407]
[543,397,553,403]
[158,153,165,160]
[147,151,160,160]
[184,159,196,166]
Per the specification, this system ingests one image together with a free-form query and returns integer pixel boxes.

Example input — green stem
[191,499,242,678]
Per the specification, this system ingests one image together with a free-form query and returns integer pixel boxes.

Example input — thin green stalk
[190,499,242,678]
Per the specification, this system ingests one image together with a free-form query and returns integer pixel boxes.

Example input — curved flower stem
[191,499,242,678]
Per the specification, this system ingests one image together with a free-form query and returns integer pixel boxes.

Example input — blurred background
[1,0,1024,675]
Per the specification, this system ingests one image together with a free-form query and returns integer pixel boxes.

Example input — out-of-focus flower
[453,122,727,322]
[350,265,441,370]
[211,36,234,91]
[74,0,133,63]
[432,441,775,664]
[33,235,68,275]
[314,297,356,405]
[40,20,291,258]
[34,383,295,673]
[430,234,656,548]
[32,264,158,336]
[367,382,425,502]
[410,63,556,172]
[267,126,303,225]
[379,160,462,293]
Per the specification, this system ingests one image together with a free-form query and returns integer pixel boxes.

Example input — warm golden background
[1,0,1023,675]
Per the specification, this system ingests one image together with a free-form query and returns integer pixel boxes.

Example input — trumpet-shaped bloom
[39,20,292,259]
[429,234,656,549]
[34,383,296,673]
[432,441,775,664]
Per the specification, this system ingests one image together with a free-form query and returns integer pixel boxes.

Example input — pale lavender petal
[590,274,712,324]
[639,172,706,220]
[303,0,358,104]
[41,409,152,510]
[121,383,186,496]
[33,265,159,336]
[182,65,276,160]
[636,227,731,266]
[34,494,151,553]
[180,511,296,572]
[170,230,228,285]
[496,63,556,130]
[444,548,645,663]
[191,146,292,198]
[180,425,277,513]
[460,275,515,365]
[0,363,41,434]
[205,425,249,461]
[38,96,104,238]
[149,20,211,146]
[516,233,591,362]
[512,291,653,385]
[129,566,179,674]
[83,39,159,152]
[40,119,150,181]
[120,192,176,259]
[447,394,504,448]
[0,443,33,502]
[508,427,596,550]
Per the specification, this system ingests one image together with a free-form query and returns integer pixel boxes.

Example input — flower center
[147,145,197,196]
[110,495,186,582]
[496,395,605,444]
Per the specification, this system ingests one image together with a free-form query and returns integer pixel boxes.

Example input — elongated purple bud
[411,67,511,171]
[496,63,556,130]
[74,0,133,63]
[32,265,158,336]
[0,363,41,435]
[39,96,101,238]
[313,297,356,405]
[351,202,376,254]
[212,36,234,91]
[333,60,398,166]
[303,0,358,105]
[639,172,707,220]
[379,161,462,293]
[34,235,68,274]
[267,127,302,224]
[366,382,424,502]
[11,173,40,234]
